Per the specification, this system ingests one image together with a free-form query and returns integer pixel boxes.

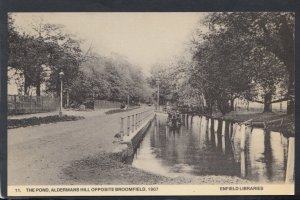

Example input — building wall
[8,68,47,96]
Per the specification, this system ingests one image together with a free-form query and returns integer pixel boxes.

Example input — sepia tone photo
[7,12,294,196]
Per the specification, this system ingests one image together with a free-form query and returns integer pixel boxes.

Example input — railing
[119,109,154,137]
[8,95,59,115]
[94,100,121,109]
[234,99,287,113]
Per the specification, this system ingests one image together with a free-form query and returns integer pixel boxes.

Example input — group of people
[120,102,128,110]
[167,109,181,128]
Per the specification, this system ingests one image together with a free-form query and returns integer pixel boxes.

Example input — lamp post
[92,86,97,109]
[59,71,64,117]
[127,94,130,107]
[66,88,70,108]
[92,86,97,102]
[156,77,161,111]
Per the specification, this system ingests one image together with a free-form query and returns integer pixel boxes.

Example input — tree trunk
[56,81,60,97]
[207,103,213,116]
[263,93,272,112]
[24,73,30,96]
[36,80,41,96]
[218,98,230,115]
[280,18,294,115]
[287,98,294,115]
[217,119,222,135]
[230,98,235,111]
[287,69,294,114]
[210,119,215,147]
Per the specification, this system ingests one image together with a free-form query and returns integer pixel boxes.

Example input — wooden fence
[8,95,59,115]
[94,100,121,109]
[234,99,287,113]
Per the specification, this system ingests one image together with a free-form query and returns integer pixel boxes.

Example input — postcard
[6,12,295,196]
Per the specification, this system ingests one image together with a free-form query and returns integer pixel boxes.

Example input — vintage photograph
[7,12,294,195]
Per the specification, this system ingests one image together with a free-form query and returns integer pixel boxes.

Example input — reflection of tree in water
[264,129,273,181]
[224,121,232,155]
[210,119,216,148]
[204,119,210,144]
[186,117,240,176]
[217,119,223,152]
[242,128,287,182]
[156,117,179,166]
[243,127,251,178]
[136,115,288,182]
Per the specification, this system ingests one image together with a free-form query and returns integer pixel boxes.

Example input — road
[8,107,150,185]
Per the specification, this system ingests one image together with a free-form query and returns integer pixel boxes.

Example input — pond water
[132,114,289,183]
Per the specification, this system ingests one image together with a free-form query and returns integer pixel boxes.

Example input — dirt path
[8,107,150,185]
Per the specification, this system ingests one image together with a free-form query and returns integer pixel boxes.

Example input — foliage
[148,12,294,115]
[78,53,152,105]
[204,12,294,113]
[190,30,254,114]
[8,15,84,96]
[8,15,151,106]
[148,65,177,105]
[189,12,294,114]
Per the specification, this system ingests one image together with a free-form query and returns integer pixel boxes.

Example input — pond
[131,114,290,183]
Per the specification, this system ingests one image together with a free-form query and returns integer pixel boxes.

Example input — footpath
[8,107,156,185]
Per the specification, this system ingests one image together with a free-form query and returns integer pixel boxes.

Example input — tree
[8,15,84,97]
[8,31,47,95]
[248,46,287,112]
[9,14,151,107]
[206,12,294,114]
[148,65,175,105]
[37,23,83,97]
[186,12,293,114]
[190,31,254,115]
[76,52,151,105]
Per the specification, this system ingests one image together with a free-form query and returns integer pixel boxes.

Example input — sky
[12,12,206,74]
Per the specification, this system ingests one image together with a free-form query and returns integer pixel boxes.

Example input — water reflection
[132,114,290,182]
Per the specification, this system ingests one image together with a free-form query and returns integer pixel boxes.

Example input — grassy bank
[8,115,84,129]
[62,152,251,185]
[211,111,294,136]
[105,106,140,115]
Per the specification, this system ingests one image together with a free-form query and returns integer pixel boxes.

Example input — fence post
[14,95,17,111]
[120,117,124,138]
[139,112,141,125]
[131,115,135,133]
[30,96,32,113]
[141,111,143,122]
[41,96,43,111]
[127,116,130,136]
[34,97,37,113]
[34,96,36,113]
[135,114,138,129]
